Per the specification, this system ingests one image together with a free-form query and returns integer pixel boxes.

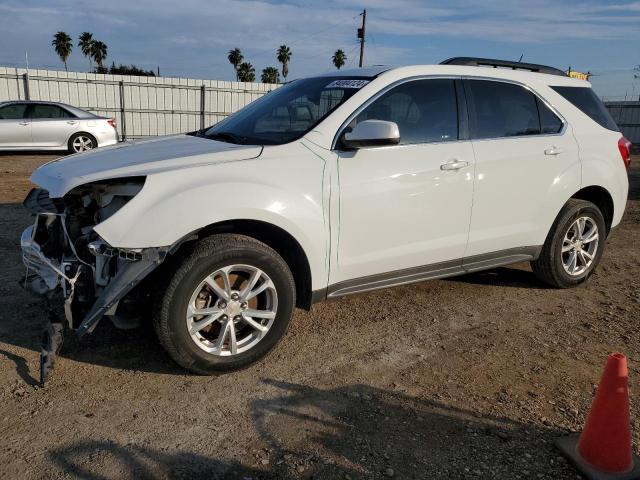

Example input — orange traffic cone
[556,353,640,480]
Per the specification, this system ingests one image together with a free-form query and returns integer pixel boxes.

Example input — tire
[531,199,606,288]
[68,132,97,153]
[154,234,296,374]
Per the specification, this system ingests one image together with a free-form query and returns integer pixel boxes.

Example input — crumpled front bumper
[20,214,167,336]
[21,222,66,295]
[75,249,165,336]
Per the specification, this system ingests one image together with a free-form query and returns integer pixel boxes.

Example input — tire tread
[531,199,605,288]
[153,234,295,374]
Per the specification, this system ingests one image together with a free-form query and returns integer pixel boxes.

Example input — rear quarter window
[536,98,563,134]
[551,86,618,132]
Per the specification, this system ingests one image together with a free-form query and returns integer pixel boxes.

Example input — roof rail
[440,57,567,77]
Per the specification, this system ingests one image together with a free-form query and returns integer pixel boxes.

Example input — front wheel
[531,199,606,288]
[154,234,296,374]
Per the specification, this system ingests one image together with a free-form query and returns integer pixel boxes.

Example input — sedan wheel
[71,134,95,153]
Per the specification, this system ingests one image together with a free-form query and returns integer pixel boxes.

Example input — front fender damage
[20,204,171,385]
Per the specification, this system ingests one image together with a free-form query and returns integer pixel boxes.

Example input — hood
[31,135,263,197]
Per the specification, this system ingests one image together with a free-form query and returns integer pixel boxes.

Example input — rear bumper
[95,131,119,148]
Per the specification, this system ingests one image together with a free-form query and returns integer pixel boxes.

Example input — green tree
[109,64,156,76]
[237,62,255,82]
[227,48,244,81]
[52,31,73,71]
[332,49,346,70]
[91,40,108,69]
[261,66,280,84]
[277,45,292,80]
[78,32,94,70]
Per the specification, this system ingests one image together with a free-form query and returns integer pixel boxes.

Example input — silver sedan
[0,101,118,153]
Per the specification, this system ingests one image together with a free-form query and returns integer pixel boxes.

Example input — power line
[343,44,362,69]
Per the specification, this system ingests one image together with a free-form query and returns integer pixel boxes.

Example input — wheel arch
[570,185,614,234]
[172,219,314,310]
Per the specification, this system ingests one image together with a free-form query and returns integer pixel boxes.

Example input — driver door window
[0,103,28,119]
[352,79,459,144]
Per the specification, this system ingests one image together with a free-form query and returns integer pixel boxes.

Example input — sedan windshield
[203,77,371,145]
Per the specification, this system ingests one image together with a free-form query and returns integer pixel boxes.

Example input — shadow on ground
[447,265,548,289]
[47,380,575,479]
[629,166,640,201]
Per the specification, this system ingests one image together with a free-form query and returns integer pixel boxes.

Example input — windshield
[203,76,371,145]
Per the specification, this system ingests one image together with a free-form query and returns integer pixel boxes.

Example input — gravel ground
[0,153,638,480]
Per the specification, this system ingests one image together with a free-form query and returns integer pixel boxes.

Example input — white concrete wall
[0,67,278,139]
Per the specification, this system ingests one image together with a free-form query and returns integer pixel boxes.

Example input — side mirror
[341,119,400,149]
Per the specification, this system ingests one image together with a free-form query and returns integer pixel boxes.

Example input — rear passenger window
[0,104,28,119]
[30,104,72,119]
[467,80,541,139]
[536,98,563,134]
[354,79,458,144]
[551,86,618,132]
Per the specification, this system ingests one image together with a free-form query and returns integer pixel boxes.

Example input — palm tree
[227,48,243,81]
[237,62,255,82]
[91,40,108,69]
[277,45,292,81]
[261,66,280,84]
[52,31,72,71]
[78,32,94,70]
[332,49,346,70]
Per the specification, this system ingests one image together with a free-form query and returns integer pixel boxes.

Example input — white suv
[21,58,631,379]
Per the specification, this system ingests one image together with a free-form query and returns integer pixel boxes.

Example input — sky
[1,0,639,99]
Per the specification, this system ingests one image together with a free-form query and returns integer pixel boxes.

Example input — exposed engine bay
[20,178,168,384]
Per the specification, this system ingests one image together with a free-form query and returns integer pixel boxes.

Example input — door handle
[19,121,29,126]
[544,146,563,156]
[440,159,470,171]
[66,120,78,125]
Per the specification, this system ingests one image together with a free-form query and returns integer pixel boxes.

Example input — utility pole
[358,9,366,68]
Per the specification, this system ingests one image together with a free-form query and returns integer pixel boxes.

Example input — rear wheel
[68,132,96,153]
[154,234,295,374]
[531,199,606,288]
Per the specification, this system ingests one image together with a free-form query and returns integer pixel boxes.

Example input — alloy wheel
[72,135,94,152]
[561,216,599,276]
[186,264,278,356]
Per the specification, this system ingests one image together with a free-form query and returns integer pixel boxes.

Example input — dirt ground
[0,152,638,480]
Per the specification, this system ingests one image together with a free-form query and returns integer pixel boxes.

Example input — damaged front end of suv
[21,178,167,384]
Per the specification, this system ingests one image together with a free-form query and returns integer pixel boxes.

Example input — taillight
[107,118,117,130]
[618,136,632,170]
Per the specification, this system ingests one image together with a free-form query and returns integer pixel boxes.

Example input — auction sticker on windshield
[325,79,370,89]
